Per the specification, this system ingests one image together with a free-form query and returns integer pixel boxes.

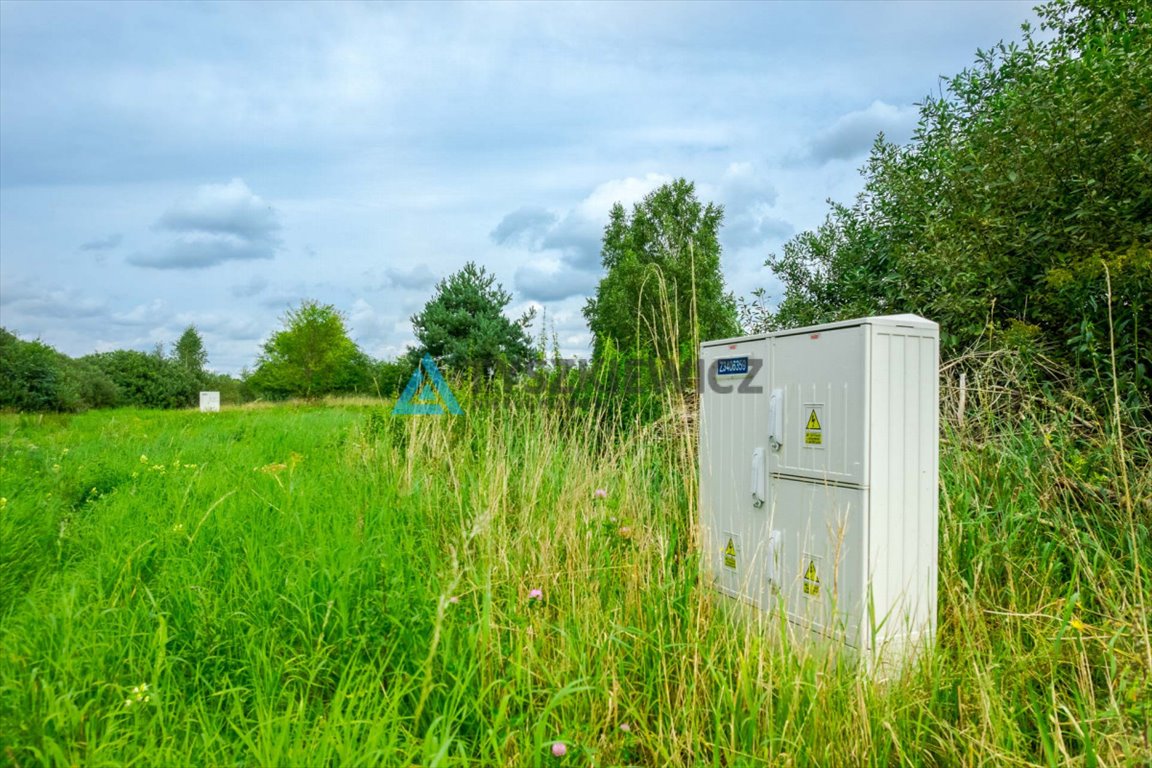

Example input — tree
[0,329,120,412]
[173,325,208,380]
[583,178,739,362]
[248,300,362,399]
[84,349,199,409]
[766,0,1151,405]
[0,329,71,412]
[410,262,535,373]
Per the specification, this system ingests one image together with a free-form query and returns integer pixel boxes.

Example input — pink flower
[593,488,608,499]
[529,588,543,601]
[619,722,631,732]
[447,596,459,604]
[551,741,567,757]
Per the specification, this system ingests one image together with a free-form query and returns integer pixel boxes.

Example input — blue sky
[0,0,1039,374]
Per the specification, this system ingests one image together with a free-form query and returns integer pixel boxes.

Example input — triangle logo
[392,354,463,416]
[806,410,822,431]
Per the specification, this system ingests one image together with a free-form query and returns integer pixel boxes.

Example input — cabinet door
[771,478,868,648]
[698,338,770,602]
[769,325,868,487]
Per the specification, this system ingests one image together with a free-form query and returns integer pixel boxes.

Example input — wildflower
[1070,617,1087,632]
[619,723,631,732]
[551,742,567,757]
[529,588,543,601]
[127,683,152,705]
[447,595,460,604]
[618,525,633,539]
[594,488,608,499]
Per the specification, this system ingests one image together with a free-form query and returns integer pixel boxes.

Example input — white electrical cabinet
[699,314,938,664]
[199,391,221,413]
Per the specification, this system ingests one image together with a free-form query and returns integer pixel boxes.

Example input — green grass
[0,396,1148,766]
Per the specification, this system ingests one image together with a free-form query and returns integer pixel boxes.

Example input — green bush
[766,0,1152,412]
[82,349,200,410]
[0,331,99,414]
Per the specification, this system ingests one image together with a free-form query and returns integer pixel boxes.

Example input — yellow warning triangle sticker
[806,410,822,430]
[724,539,737,557]
[804,560,819,582]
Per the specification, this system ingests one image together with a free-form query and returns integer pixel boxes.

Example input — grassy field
[0,391,1148,766]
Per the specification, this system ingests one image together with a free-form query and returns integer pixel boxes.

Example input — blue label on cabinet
[716,356,750,376]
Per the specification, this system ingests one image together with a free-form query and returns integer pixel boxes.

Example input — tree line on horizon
[2,0,1147,418]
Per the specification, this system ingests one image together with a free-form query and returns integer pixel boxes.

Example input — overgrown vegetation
[762,0,1151,412]
[0,376,1147,764]
[1,1,1146,763]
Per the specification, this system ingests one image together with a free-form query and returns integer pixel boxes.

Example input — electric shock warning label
[723,538,738,569]
[804,405,824,447]
[803,558,821,596]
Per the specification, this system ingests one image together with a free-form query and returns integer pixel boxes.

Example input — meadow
[0,382,1148,766]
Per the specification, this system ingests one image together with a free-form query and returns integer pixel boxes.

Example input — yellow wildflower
[1070,617,1087,632]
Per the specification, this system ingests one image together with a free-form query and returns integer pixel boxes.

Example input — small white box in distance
[699,314,939,669]
[199,391,221,412]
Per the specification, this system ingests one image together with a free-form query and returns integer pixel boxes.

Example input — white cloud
[808,100,919,163]
[348,297,394,347]
[514,259,600,303]
[496,173,673,301]
[709,163,792,250]
[490,206,557,248]
[156,178,280,240]
[129,179,281,269]
[1,282,108,319]
[386,264,438,291]
[109,299,168,326]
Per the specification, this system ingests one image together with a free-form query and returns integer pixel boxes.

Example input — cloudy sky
[0,1,1040,374]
